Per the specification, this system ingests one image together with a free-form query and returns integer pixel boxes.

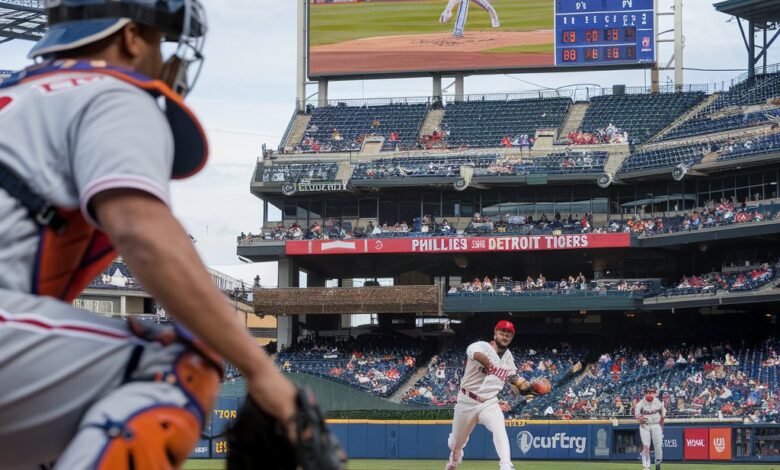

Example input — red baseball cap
[495,320,515,334]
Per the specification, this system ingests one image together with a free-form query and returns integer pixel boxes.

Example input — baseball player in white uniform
[440,0,501,38]
[445,320,549,470]
[635,386,666,470]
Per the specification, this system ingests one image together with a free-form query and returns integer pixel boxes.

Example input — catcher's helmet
[30,0,207,95]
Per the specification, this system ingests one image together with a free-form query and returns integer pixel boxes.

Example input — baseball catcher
[0,1,346,468]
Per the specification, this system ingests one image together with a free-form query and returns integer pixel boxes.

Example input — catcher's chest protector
[0,61,208,301]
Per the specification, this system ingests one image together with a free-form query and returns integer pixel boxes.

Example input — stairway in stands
[604,148,632,175]
[651,93,720,141]
[282,113,312,150]
[335,161,354,182]
[559,102,590,137]
[388,360,434,403]
[418,109,445,138]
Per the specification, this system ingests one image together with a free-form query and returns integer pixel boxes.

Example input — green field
[309,0,554,47]
[184,460,779,470]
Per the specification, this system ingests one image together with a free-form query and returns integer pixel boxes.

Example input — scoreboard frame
[554,0,657,68]
[305,0,658,81]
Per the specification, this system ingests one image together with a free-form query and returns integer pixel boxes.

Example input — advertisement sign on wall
[709,428,733,460]
[684,428,709,460]
[661,427,684,461]
[286,233,632,256]
[509,424,591,460]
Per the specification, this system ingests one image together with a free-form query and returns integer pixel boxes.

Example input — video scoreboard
[555,0,655,67]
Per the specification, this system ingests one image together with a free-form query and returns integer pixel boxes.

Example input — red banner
[684,428,709,460]
[285,233,631,256]
[709,428,732,460]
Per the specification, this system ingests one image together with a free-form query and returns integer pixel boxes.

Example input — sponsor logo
[642,36,651,47]
[713,437,726,453]
[686,438,705,447]
[517,431,587,455]
[194,446,208,453]
[296,181,348,193]
[320,241,357,251]
[594,428,609,456]
[664,439,678,448]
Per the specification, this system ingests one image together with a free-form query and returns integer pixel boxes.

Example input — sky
[1,0,779,286]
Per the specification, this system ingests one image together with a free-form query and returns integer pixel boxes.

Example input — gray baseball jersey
[0,69,174,297]
[0,63,213,469]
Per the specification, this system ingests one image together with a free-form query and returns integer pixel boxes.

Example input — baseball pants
[451,0,499,37]
[447,394,514,470]
[639,424,663,467]
[0,289,219,469]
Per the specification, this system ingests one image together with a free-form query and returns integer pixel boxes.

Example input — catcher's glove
[226,386,347,470]
[529,377,552,395]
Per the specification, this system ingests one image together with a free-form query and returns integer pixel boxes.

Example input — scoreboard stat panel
[555,0,655,67]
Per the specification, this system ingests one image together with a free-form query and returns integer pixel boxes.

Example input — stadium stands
[261,162,338,183]
[442,97,571,148]
[618,142,705,173]
[523,338,780,423]
[718,132,780,161]
[88,260,143,290]
[347,151,608,181]
[659,262,777,296]
[299,103,427,152]
[402,344,585,411]
[581,92,706,144]
[276,335,424,397]
[449,275,651,297]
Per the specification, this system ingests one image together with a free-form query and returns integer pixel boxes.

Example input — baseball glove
[226,386,347,470]
[529,377,552,395]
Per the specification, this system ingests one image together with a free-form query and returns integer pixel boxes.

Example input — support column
[748,21,756,81]
[296,0,306,112]
[318,80,329,107]
[275,258,299,349]
[455,74,465,101]
[432,75,442,101]
[673,0,683,90]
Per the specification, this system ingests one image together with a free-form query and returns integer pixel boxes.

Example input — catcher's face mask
[160,0,207,97]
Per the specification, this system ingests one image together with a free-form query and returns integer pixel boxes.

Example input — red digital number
[562,31,576,43]
[563,49,577,62]
[607,47,620,59]
[586,48,599,61]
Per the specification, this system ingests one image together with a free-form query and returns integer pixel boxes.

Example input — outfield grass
[184,460,779,470]
[309,0,554,47]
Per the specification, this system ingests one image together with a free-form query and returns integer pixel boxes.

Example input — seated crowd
[611,198,780,236]
[448,273,650,296]
[661,262,777,296]
[402,343,585,411]
[566,123,629,146]
[523,338,780,423]
[276,335,423,397]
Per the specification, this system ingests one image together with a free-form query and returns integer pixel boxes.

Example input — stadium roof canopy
[714,0,780,26]
[0,0,46,45]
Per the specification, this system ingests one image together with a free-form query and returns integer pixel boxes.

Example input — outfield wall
[192,400,780,462]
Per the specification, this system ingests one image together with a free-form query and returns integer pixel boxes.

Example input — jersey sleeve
[70,82,174,227]
[466,341,490,361]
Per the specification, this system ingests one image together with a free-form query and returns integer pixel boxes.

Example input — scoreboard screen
[555,0,655,67]
[308,0,657,79]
